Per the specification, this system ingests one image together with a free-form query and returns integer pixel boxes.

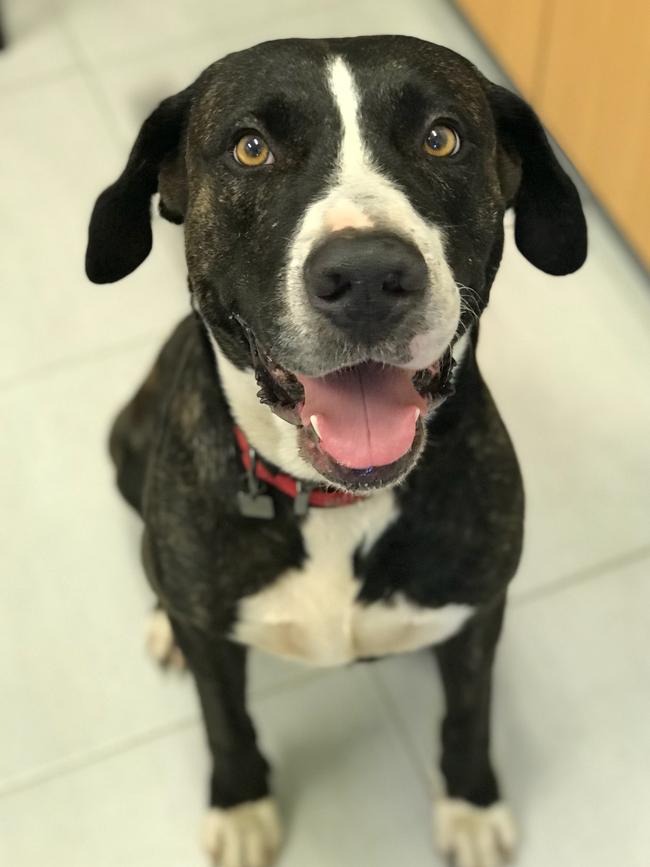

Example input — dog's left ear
[488,84,587,276]
[85,86,193,284]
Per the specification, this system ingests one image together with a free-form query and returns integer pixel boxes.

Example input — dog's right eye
[233,133,275,167]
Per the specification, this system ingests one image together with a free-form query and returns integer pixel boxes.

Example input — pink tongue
[297,363,426,469]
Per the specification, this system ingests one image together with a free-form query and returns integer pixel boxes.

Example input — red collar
[233,426,364,509]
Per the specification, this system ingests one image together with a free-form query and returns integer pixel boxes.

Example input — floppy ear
[85,86,193,284]
[488,84,587,276]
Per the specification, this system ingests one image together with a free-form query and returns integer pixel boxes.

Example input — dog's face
[87,37,586,491]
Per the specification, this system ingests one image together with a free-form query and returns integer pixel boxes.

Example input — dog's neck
[207,333,328,485]
[206,329,472,488]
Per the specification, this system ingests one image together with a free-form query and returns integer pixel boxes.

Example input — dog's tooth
[310,415,322,439]
[415,408,421,421]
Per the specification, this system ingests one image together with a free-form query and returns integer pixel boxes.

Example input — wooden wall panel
[457,0,547,97]
[538,0,650,268]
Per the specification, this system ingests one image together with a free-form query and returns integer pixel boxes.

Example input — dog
[85,36,586,867]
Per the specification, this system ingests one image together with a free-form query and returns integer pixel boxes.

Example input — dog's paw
[433,798,517,867]
[202,798,283,867]
[144,608,185,670]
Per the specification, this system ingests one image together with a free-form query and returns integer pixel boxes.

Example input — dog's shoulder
[159,315,228,434]
[143,315,240,508]
[355,359,525,609]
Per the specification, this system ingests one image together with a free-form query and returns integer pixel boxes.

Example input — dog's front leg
[171,618,282,867]
[432,597,517,867]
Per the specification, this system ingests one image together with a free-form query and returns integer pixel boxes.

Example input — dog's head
[86,37,586,492]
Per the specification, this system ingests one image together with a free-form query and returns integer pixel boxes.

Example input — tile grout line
[511,543,650,608]
[366,664,440,797]
[41,0,356,79]
[0,62,81,95]
[54,6,128,150]
[252,667,329,701]
[0,667,324,802]
[0,328,169,395]
[0,713,200,801]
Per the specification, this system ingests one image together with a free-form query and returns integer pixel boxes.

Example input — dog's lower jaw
[433,798,517,867]
[203,798,283,867]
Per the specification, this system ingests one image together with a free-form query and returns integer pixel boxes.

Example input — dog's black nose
[303,231,428,339]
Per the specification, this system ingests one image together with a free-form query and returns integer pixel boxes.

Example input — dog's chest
[232,491,473,666]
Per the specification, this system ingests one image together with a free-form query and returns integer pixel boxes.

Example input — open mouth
[234,316,455,491]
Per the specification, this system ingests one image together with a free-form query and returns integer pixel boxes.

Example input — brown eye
[423,124,460,158]
[233,133,274,167]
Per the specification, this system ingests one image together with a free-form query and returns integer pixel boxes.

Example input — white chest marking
[233,490,473,666]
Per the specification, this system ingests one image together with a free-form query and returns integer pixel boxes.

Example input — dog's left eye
[423,124,461,158]
[233,132,275,167]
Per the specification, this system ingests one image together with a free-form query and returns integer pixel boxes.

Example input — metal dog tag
[293,481,313,517]
[237,489,276,520]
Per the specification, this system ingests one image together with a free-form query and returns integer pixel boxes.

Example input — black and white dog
[86,36,586,867]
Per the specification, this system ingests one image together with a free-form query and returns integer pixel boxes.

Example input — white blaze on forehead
[328,57,374,215]
[318,58,376,232]
[283,55,461,367]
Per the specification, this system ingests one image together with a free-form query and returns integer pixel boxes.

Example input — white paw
[433,798,517,867]
[144,608,185,670]
[202,798,283,867]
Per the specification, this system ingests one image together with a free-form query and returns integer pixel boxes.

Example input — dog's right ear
[85,86,193,284]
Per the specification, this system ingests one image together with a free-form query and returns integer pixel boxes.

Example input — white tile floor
[1,1,649,865]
